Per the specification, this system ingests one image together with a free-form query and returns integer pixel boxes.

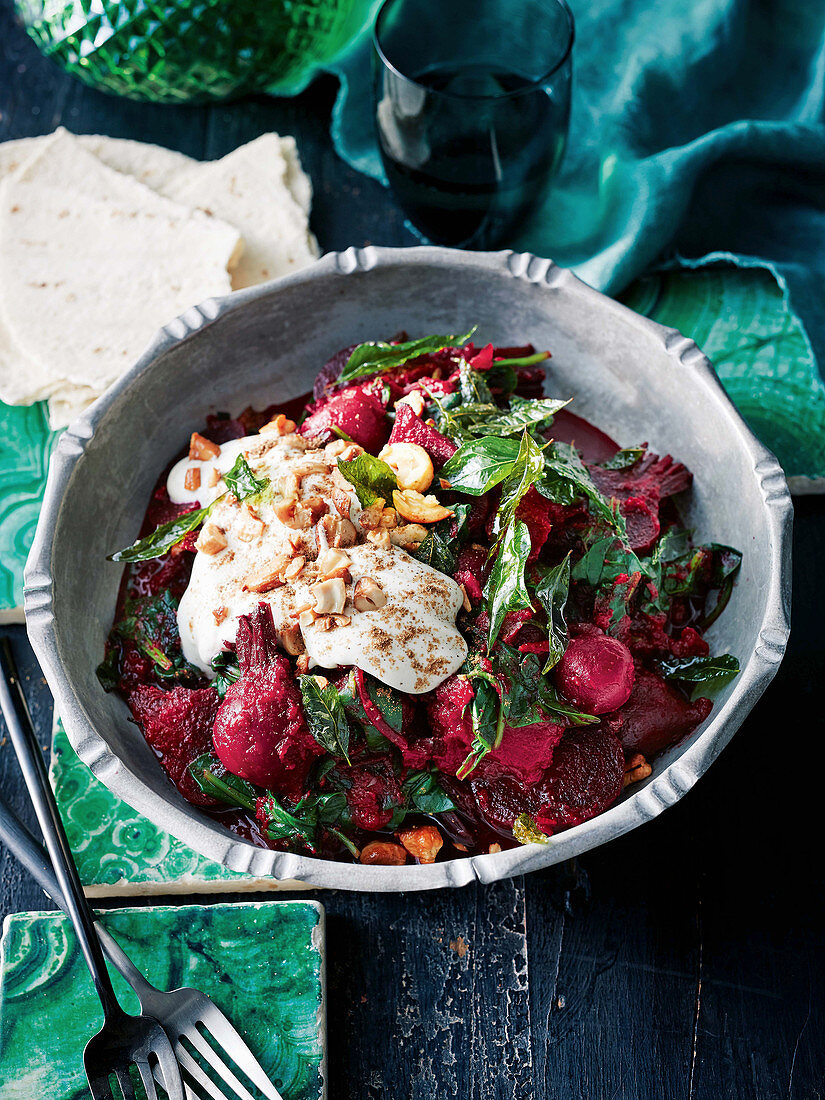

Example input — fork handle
[0,638,123,1021]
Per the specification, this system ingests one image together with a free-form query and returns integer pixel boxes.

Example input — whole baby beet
[554,634,635,715]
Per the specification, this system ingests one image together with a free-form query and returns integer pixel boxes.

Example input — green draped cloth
[329,0,825,488]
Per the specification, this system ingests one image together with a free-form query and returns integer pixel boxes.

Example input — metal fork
[0,638,185,1100]
[0,639,285,1100]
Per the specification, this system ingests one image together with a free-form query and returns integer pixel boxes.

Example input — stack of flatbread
[0,128,319,428]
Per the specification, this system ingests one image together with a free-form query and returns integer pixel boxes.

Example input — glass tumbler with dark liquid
[373,0,573,249]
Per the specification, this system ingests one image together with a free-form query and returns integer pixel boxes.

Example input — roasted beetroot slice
[343,759,404,831]
[589,449,692,507]
[300,385,390,452]
[621,495,660,552]
[535,725,625,832]
[470,767,539,834]
[388,402,457,467]
[128,684,219,806]
[603,667,713,758]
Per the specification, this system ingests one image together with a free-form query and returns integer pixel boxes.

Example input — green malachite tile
[50,720,305,894]
[0,901,325,1100]
[0,398,57,618]
[620,261,825,489]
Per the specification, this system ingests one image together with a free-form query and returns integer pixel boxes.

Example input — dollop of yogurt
[168,431,467,694]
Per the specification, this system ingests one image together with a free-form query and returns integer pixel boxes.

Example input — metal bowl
[24,247,792,891]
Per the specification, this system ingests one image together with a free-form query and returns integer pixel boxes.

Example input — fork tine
[153,1037,187,1100]
[180,1030,257,1100]
[197,1004,284,1100]
[136,1061,159,1100]
[86,1069,115,1100]
[114,1066,137,1100]
[175,1045,236,1100]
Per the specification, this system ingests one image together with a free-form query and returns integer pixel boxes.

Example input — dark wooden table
[2,5,824,1096]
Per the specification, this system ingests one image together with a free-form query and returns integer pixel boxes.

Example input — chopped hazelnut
[299,610,317,629]
[189,432,220,461]
[206,466,221,488]
[318,548,352,580]
[359,498,386,530]
[395,390,425,416]
[260,412,297,435]
[360,841,407,866]
[320,514,357,548]
[398,825,443,864]
[280,621,306,656]
[390,523,428,550]
[284,555,306,581]
[195,524,227,555]
[244,557,288,593]
[339,443,364,462]
[303,495,330,522]
[352,577,387,612]
[236,507,265,542]
[184,466,201,492]
[460,583,472,612]
[324,438,348,459]
[296,654,311,674]
[294,460,330,478]
[311,577,347,615]
[279,473,301,500]
[212,606,229,625]
[274,499,311,530]
[366,529,392,550]
[393,489,453,524]
[378,442,434,493]
[623,753,653,788]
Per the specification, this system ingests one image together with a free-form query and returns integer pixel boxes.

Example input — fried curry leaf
[210,651,241,700]
[402,770,457,814]
[658,653,740,695]
[602,446,646,470]
[459,358,495,405]
[533,552,571,671]
[299,675,352,762]
[483,519,533,651]
[108,453,269,563]
[189,754,259,812]
[469,395,571,438]
[339,328,477,383]
[222,453,268,499]
[456,675,504,781]
[440,437,521,495]
[496,644,597,728]
[337,452,398,507]
[538,441,626,537]
[493,430,546,539]
[412,503,471,575]
[99,590,201,687]
[513,813,550,845]
[571,535,645,590]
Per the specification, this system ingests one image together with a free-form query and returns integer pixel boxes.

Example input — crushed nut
[390,523,428,550]
[324,438,349,459]
[189,432,220,461]
[299,609,317,629]
[195,524,227,555]
[284,555,306,581]
[184,466,201,492]
[329,614,351,629]
[311,577,347,614]
[393,489,453,524]
[395,390,425,416]
[359,498,386,530]
[212,606,229,625]
[274,499,312,530]
[623,753,653,788]
[294,460,330,478]
[320,513,357,548]
[296,654,310,674]
[366,529,392,550]
[279,472,301,500]
[303,495,330,522]
[460,583,472,612]
[488,843,502,855]
[318,548,352,580]
[280,621,306,656]
[235,507,265,542]
[339,443,364,462]
[360,841,407,866]
[352,577,387,612]
[260,412,297,435]
[398,825,443,864]
[378,442,434,493]
[244,556,288,593]
[314,615,334,632]
[206,466,221,488]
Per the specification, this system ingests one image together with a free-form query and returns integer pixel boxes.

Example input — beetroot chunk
[300,385,390,452]
[554,634,635,715]
[388,403,457,467]
[535,725,625,832]
[213,606,324,795]
[603,667,712,757]
[128,684,219,806]
[589,449,692,507]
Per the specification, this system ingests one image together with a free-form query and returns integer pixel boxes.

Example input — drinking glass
[373,0,574,249]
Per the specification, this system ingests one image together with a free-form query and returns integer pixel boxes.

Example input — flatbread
[0,130,242,404]
[159,133,319,290]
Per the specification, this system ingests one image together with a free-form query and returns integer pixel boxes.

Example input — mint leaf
[337,453,398,507]
[339,328,477,383]
[440,437,521,495]
[299,675,352,762]
[484,519,533,651]
[533,552,571,671]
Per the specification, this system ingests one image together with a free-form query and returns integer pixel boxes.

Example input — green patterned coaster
[620,260,825,491]
[50,719,307,895]
[0,900,325,1100]
[0,398,57,620]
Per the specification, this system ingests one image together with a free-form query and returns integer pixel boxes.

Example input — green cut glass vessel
[15,0,376,103]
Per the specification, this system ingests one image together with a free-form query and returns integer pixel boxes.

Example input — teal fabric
[329,0,825,370]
